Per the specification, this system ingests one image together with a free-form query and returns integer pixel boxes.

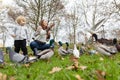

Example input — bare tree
[14,0,64,30]
[113,0,120,16]
[111,29,120,40]
[82,0,119,36]
[64,0,85,44]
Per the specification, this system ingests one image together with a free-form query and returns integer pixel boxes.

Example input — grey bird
[0,49,4,64]
[6,47,37,63]
[37,45,54,60]
[58,41,68,56]
[92,34,117,56]
[65,42,73,54]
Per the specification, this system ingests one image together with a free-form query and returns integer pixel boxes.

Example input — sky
[1,0,15,6]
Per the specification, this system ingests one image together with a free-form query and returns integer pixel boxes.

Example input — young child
[11,16,29,55]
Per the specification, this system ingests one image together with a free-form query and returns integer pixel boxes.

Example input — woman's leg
[30,41,40,55]
[39,44,50,51]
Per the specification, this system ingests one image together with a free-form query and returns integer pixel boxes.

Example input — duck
[6,47,37,63]
[113,38,120,52]
[65,42,73,54]
[79,43,86,55]
[36,39,55,60]
[92,34,117,56]
[0,49,4,64]
[73,44,80,58]
[58,41,68,56]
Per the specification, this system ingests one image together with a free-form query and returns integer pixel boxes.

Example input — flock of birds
[0,36,120,64]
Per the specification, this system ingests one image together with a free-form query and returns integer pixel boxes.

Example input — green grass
[0,46,120,80]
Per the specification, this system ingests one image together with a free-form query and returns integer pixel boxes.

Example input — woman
[30,20,54,56]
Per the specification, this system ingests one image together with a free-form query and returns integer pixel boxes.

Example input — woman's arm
[46,23,54,40]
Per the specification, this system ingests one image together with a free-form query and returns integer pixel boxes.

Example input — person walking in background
[11,15,29,56]
[30,20,54,56]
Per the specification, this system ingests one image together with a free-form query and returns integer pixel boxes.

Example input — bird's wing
[40,50,54,59]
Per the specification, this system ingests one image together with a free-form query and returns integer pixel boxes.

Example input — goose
[113,38,120,52]
[36,45,54,60]
[58,41,68,56]
[6,47,37,63]
[65,42,73,54]
[0,49,4,64]
[79,44,86,55]
[36,39,55,60]
[92,34,117,56]
[73,44,80,58]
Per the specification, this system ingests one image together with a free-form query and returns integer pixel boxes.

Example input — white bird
[0,49,4,64]
[6,47,37,63]
[73,44,80,58]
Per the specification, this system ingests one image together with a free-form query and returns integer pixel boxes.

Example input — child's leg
[21,39,28,55]
[14,40,21,53]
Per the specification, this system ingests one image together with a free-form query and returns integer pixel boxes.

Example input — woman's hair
[16,16,26,24]
[39,20,47,27]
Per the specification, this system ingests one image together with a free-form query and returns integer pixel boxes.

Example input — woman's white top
[34,27,47,42]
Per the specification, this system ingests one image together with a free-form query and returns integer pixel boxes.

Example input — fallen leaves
[100,57,104,61]
[70,55,78,62]
[66,65,87,71]
[68,56,88,71]
[9,76,15,80]
[0,72,7,80]
[69,56,79,70]
[49,67,62,74]
[24,64,30,68]
[66,66,75,70]
[96,70,106,80]
[75,74,84,80]
[0,73,16,80]
[79,66,87,71]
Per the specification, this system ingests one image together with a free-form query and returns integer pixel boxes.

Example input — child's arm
[10,27,17,38]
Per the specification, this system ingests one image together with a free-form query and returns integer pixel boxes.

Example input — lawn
[0,46,120,80]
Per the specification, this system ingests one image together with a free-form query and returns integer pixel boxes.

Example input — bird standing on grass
[58,41,68,56]
[92,34,117,56]
[73,44,80,58]
[65,42,73,54]
[36,39,55,60]
[113,38,120,52]
[37,45,54,60]
[6,47,37,63]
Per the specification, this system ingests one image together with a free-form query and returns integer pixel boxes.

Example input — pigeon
[6,47,37,63]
